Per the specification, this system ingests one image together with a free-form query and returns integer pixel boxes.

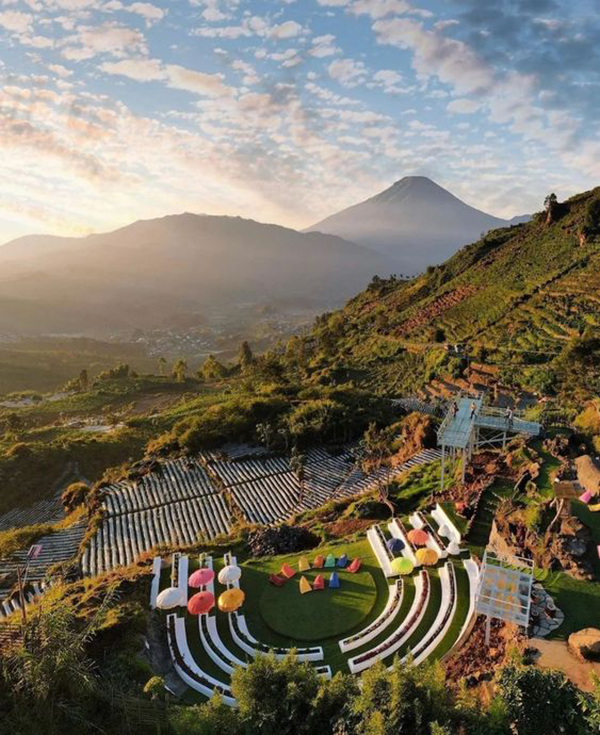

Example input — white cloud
[0,10,33,34]
[328,58,367,87]
[447,98,481,114]
[310,33,339,58]
[269,20,303,40]
[128,3,166,26]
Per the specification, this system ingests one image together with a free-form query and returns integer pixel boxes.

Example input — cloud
[310,33,339,57]
[128,3,166,26]
[101,57,234,97]
[447,98,481,114]
[269,20,303,40]
[62,23,148,60]
[351,0,411,19]
[0,10,33,34]
[328,58,367,87]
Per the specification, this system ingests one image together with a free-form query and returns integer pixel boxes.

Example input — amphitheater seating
[409,512,448,558]
[367,525,395,577]
[347,570,430,674]
[149,556,161,609]
[339,580,403,653]
[388,518,419,566]
[431,504,462,544]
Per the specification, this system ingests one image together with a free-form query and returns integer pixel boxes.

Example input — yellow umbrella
[416,548,438,566]
[391,557,414,575]
[218,588,245,613]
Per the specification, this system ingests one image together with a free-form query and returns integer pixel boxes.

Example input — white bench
[339,580,404,653]
[388,518,419,567]
[367,525,394,577]
[149,556,161,609]
[431,504,462,544]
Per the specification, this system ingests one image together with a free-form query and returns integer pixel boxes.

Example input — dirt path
[533,638,600,692]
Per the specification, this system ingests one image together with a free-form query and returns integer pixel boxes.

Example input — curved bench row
[409,511,448,558]
[367,525,395,577]
[388,517,419,566]
[339,580,403,653]
[348,570,430,674]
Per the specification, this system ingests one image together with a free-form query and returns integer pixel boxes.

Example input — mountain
[305,186,600,400]
[0,214,393,335]
[307,176,530,274]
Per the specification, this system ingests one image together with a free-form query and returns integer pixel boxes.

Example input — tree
[359,423,396,516]
[497,664,587,735]
[238,341,255,372]
[78,369,89,392]
[61,481,89,513]
[169,693,242,735]
[200,355,228,381]
[171,358,188,383]
[290,446,307,504]
[231,652,321,735]
[544,192,558,224]
[256,421,274,451]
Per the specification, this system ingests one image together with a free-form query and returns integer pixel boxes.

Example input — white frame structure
[475,549,534,643]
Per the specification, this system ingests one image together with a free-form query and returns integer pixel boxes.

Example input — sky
[1,0,600,243]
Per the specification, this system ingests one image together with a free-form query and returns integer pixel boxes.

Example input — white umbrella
[447,540,461,556]
[156,586,184,610]
[218,564,242,585]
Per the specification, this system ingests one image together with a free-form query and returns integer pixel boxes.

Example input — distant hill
[307,176,530,274]
[305,187,600,400]
[0,214,393,334]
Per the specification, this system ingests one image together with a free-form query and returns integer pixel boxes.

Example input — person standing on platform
[470,401,477,419]
[505,407,514,429]
[451,400,458,418]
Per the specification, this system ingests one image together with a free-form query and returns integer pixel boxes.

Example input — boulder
[568,628,600,661]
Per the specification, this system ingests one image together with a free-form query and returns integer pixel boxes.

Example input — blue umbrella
[387,537,404,554]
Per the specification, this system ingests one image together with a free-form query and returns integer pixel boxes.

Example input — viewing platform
[436,393,541,489]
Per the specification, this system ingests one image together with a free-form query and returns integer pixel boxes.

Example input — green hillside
[303,188,600,403]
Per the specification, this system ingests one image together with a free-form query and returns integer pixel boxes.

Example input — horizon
[1,0,599,243]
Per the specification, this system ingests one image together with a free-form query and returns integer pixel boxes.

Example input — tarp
[324,554,336,568]
[298,556,310,572]
[416,548,438,566]
[218,564,241,585]
[218,588,245,612]
[328,571,340,589]
[313,555,325,568]
[313,574,325,590]
[156,586,184,610]
[391,557,413,575]
[387,537,404,553]
[347,558,361,573]
[299,576,312,594]
[189,568,215,588]
[269,574,286,587]
[407,529,429,546]
[337,553,348,568]
[187,591,214,615]
[281,563,296,579]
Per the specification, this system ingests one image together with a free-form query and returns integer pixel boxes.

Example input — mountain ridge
[307,176,530,274]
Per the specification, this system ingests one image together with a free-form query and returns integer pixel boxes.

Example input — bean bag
[313,555,325,568]
[347,558,361,573]
[299,576,312,594]
[298,556,310,572]
[269,574,286,587]
[337,553,348,568]
[324,554,336,568]
[281,563,296,579]
[328,571,340,589]
[313,574,325,591]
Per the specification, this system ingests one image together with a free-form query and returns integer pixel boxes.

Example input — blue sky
[1,0,599,242]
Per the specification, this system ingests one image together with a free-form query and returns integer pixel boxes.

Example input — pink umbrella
[189,568,215,588]
[187,591,215,615]
[579,491,592,504]
[407,529,429,547]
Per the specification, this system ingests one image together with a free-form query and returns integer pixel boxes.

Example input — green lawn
[258,566,377,641]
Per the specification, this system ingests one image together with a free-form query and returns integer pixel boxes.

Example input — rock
[568,628,600,661]
[565,537,587,557]
[560,516,589,539]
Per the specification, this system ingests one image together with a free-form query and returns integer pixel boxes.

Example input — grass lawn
[258,566,377,641]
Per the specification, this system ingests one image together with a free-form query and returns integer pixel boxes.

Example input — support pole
[461,449,466,484]
[485,615,491,646]
[441,444,445,492]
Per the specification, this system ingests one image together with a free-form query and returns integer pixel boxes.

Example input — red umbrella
[187,591,215,615]
[407,529,429,546]
[189,568,215,588]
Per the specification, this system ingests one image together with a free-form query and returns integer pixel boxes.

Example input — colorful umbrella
[156,586,184,610]
[391,557,414,575]
[189,568,215,588]
[218,588,245,612]
[407,529,429,546]
[387,537,404,553]
[187,591,214,615]
[416,548,438,566]
[218,564,242,585]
